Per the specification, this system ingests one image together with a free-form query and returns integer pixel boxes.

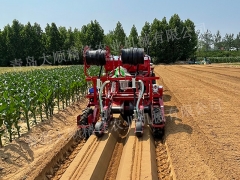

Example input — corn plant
[0,65,99,146]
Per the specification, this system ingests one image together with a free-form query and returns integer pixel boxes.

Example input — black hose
[85,49,106,66]
[121,48,144,65]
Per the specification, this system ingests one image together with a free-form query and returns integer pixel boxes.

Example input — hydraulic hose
[99,80,110,113]
[136,80,144,113]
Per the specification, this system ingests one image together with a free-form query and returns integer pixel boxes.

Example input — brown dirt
[0,98,88,180]
[59,116,165,180]
[59,121,121,180]
[2,64,240,180]
[155,65,240,180]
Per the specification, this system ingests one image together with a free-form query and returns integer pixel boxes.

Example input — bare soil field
[155,65,240,179]
[1,64,240,180]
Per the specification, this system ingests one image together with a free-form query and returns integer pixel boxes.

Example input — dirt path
[155,65,240,180]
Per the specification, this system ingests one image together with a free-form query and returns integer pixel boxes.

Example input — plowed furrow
[131,135,143,180]
[179,65,240,82]
[36,119,175,180]
[203,65,240,72]
[155,65,240,179]
[68,137,100,179]
[165,66,240,97]
[104,125,128,180]
[156,140,173,180]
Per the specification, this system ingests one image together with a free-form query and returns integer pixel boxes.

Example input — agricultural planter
[77,46,165,137]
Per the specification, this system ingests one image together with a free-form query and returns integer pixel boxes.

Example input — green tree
[234,32,240,49]
[213,30,222,50]
[139,22,151,50]
[0,29,3,66]
[33,23,44,62]
[104,30,114,49]
[73,28,84,64]
[4,20,24,65]
[0,27,9,66]
[150,17,169,63]
[45,23,62,53]
[21,22,44,65]
[168,14,184,62]
[81,20,104,50]
[127,25,139,48]
[141,22,151,37]
[59,26,68,49]
[66,28,75,49]
[223,33,234,50]
[113,21,126,49]
[200,29,214,51]
[181,19,198,59]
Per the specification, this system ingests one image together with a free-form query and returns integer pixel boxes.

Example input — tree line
[0,14,198,66]
[198,30,240,51]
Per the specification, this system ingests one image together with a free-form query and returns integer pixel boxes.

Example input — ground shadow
[163,103,193,138]
[0,139,34,178]
[165,116,192,137]
[163,94,172,102]
[164,105,179,114]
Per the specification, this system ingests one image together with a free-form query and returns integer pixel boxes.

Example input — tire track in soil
[51,139,86,180]
[45,120,174,180]
[43,109,173,179]
[67,136,101,180]
[107,118,173,180]
[104,124,128,180]
[35,131,87,180]
[130,134,143,180]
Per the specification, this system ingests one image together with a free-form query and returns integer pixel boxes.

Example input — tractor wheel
[79,107,93,126]
[94,121,104,137]
[95,131,103,137]
[135,121,143,137]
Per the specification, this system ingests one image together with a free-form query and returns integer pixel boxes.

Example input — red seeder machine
[77,46,165,137]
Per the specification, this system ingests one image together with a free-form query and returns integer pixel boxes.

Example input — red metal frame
[79,46,165,134]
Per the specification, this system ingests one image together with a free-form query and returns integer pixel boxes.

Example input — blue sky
[0,0,239,37]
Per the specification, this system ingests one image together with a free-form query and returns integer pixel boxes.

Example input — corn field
[0,65,97,147]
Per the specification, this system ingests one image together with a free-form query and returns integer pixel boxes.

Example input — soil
[1,64,240,180]
[155,65,240,180]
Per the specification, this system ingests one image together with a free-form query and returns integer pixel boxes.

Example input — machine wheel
[94,121,104,137]
[95,131,103,137]
[135,121,143,137]
[78,107,93,126]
